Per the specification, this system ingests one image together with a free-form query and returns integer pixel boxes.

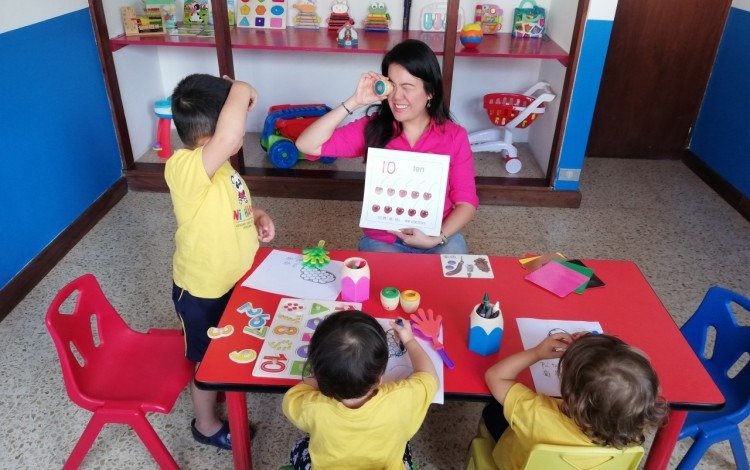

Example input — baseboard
[0,178,128,322]
[683,150,750,222]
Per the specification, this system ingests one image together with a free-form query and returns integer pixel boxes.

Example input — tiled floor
[2,158,748,469]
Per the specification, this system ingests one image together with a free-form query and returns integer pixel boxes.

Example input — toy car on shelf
[260,104,337,169]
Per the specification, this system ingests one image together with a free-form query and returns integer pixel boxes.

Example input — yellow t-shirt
[165,147,259,298]
[282,372,438,470]
[493,383,594,470]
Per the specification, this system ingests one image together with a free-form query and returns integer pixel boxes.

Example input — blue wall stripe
[554,19,613,191]
[0,9,122,288]
[689,7,750,198]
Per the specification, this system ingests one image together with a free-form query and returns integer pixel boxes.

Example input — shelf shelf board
[111,28,568,64]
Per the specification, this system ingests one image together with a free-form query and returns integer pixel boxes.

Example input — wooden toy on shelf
[121,6,166,37]
[362,2,390,32]
[337,23,358,47]
[293,0,320,29]
[327,0,354,31]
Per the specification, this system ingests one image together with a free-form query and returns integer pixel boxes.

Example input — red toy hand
[410,308,444,348]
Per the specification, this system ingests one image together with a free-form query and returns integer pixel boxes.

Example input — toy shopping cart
[468,82,555,174]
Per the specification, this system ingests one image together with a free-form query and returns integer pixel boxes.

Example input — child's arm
[485,333,571,405]
[202,77,258,178]
[252,207,275,242]
[295,71,384,157]
[391,318,438,382]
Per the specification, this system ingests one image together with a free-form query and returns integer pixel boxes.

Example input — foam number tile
[243,325,269,339]
[269,339,293,351]
[278,313,302,324]
[260,353,288,373]
[248,313,271,328]
[237,302,264,317]
[229,349,258,364]
[207,325,234,339]
[273,324,299,336]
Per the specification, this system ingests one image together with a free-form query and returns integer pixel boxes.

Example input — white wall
[0,0,87,33]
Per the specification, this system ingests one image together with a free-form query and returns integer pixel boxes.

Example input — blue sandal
[191,419,232,449]
[190,419,258,450]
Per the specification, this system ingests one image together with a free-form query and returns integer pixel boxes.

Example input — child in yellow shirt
[484,333,669,469]
[282,310,438,469]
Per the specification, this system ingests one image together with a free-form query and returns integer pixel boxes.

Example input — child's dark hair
[558,334,669,448]
[171,73,231,148]
[364,39,452,153]
[303,310,388,400]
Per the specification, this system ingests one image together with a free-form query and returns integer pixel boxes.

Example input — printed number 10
[381,161,396,174]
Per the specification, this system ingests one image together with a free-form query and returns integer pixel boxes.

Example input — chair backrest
[46,274,134,411]
[681,286,750,421]
[523,444,644,470]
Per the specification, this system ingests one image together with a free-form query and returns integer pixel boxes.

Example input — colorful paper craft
[567,259,605,289]
[550,259,594,294]
[519,252,566,272]
[524,260,590,297]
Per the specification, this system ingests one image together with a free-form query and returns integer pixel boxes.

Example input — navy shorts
[172,283,233,362]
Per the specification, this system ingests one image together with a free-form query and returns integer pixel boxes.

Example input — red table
[195,248,723,470]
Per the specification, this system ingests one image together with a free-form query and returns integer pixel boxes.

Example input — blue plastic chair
[677,286,750,470]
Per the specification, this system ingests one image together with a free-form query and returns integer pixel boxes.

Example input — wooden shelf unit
[91,0,585,207]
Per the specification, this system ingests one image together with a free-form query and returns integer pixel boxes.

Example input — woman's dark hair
[171,73,231,148]
[303,310,388,400]
[364,39,452,153]
[558,334,669,448]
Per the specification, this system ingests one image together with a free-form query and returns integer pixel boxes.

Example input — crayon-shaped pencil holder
[468,305,503,356]
[341,257,370,302]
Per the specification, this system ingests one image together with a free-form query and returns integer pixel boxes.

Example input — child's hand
[253,208,275,243]
[534,333,572,360]
[390,317,415,345]
[222,75,258,112]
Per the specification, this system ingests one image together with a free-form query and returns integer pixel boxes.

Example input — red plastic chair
[46,274,194,469]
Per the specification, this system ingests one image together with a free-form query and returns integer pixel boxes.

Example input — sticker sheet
[251,298,445,403]
[441,254,495,278]
[360,148,449,237]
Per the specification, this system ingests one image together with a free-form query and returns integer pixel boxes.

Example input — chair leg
[63,412,109,470]
[727,428,750,470]
[121,410,180,470]
[675,432,714,470]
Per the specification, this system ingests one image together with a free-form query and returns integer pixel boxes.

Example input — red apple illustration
[408,209,416,217]
[399,189,407,197]
[396,207,404,215]
[384,206,392,214]
[387,188,395,196]
[372,204,380,212]
[411,191,419,199]
[420,210,429,218]
[423,192,432,200]
[375,186,383,195]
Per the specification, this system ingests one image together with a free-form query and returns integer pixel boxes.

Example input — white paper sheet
[241,250,343,300]
[359,148,450,236]
[516,318,603,397]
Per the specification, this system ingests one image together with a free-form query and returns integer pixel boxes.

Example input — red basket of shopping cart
[483,93,546,128]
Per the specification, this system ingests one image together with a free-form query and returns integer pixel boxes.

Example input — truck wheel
[269,140,299,169]
[319,157,336,164]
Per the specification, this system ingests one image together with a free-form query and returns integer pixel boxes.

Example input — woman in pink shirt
[296,39,478,254]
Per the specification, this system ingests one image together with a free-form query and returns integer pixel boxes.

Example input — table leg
[226,391,252,470]
[643,409,687,470]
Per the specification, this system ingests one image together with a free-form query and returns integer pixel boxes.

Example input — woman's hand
[388,228,440,249]
[350,71,387,109]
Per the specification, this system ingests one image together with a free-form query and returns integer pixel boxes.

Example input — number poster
[360,148,450,237]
